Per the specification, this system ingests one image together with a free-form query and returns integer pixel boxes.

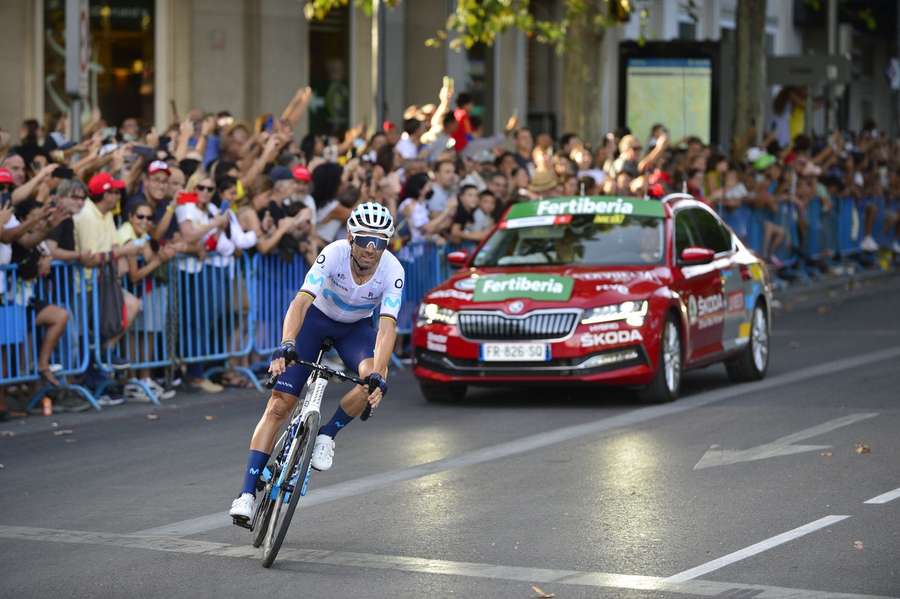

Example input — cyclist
[229,202,403,523]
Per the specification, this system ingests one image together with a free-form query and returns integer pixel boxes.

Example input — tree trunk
[561,1,607,143]
[731,0,768,160]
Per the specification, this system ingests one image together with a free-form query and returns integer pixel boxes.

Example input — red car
[412,194,773,403]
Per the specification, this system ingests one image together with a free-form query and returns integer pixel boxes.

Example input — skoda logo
[508,301,524,314]
[688,295,698,323]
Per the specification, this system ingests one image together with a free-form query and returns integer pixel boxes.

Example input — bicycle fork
[272,376,328,501]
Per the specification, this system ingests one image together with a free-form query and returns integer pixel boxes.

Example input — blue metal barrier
[0,264,37,387]
[803,198,837,261]
[396,242,448,336]
[253,253,307,357]
[85,258,176,405]
[174,253,259,390]
[836,197,861,257]
[719,205,753,248]
[5,243,467,410]
[869,196,894,248]
[774,201,800,267]
[0,261,97,411]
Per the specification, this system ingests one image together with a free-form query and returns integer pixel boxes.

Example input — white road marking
[864,487,900,505]
[693,413,879,470]
[135,344,900,537]
[0,525,894,599]
[664,515,851,583]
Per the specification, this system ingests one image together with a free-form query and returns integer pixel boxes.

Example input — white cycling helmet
[347,202,395,238]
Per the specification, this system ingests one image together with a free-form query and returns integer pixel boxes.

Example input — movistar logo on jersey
[322,288,376,311]
[473,274,574,302]
[306,273,325,286]
[383,296,401,308]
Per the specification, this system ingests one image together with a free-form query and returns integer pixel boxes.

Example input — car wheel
[725,301,770,382]
[419,380,468,402]
[639,315,681,403]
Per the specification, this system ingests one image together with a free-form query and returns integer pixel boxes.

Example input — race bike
[235,337,374,567]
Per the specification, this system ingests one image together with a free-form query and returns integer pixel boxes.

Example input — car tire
[725,301,770,382]
[639,314,682,403]
[419,380,468,402]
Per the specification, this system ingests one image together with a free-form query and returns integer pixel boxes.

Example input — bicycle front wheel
[260,411,320,568]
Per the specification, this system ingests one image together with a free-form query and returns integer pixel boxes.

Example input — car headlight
[581,300,648,326]
[417,303,458,325]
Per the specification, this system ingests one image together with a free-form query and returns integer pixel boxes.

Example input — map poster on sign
[626,58,712,144]
[618,41,720,145]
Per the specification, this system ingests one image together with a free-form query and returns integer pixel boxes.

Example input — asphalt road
[2,274,900,599]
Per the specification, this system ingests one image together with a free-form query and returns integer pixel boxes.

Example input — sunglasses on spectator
[70,194,86,200]
[134,213,153,221]
[196,185,214,193]
[351,234,388,251]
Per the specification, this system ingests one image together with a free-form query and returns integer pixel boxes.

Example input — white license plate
[480,343,550,362]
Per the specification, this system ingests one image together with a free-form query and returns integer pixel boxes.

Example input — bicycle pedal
[231,516,252,530]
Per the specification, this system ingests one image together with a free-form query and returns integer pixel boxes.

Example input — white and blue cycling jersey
[299,239,404,323]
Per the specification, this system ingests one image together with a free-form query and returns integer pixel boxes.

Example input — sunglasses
[134,214,153,221]
[70,195,86,200]
[196,185,214,193]
[352,234,388,251]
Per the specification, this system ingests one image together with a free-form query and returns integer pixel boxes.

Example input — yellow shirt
[74,199,117,254]
[74,200,118,284]
[789,105,805,141]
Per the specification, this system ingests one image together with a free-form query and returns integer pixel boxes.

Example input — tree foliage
[304,0,636,52]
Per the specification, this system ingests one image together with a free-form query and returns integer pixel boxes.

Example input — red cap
[147,160,171,176]
[292,165,311,183]
[87,172,126,197]
[382,120,397,132]
[0,168,13,185]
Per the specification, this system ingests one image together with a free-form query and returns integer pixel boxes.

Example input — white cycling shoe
[310,434,335,471]
[229,492,255,521]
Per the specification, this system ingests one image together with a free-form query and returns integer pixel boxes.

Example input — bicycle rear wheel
[260,411,320,567]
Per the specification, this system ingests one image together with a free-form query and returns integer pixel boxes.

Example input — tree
[305,0,635,142]
[731,0,767,160]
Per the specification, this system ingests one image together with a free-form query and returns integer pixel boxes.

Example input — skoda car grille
[458,310,580,341]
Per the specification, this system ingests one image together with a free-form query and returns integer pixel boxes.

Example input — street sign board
[767,55,851,86]
[65,0,89,97]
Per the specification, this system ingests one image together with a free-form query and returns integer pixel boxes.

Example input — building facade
[0,0,897,146]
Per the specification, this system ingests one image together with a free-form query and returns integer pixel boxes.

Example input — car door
[671,207,724,361]
[709,215,748,353]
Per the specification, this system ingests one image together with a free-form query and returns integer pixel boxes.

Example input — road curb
[775,268,899,305]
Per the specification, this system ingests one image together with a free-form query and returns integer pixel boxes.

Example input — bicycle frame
[253,344,370,528]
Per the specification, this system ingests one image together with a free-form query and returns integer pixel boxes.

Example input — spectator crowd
[1,75,899,419]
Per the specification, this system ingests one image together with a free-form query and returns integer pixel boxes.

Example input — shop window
[43,0,155,130]
[308,6,350,136]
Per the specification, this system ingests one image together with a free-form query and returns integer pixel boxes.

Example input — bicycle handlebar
[264,359,375,420]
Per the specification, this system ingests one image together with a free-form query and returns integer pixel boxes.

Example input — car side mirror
[680,247,715,265]
[447,250,469,268]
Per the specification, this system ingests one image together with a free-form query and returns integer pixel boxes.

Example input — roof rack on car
[660,193,695,204]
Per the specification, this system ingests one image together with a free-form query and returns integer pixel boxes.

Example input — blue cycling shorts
[273,304,376,398]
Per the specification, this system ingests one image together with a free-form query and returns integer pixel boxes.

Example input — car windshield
[472,214,665,267]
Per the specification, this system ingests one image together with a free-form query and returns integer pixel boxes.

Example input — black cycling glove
[366,372,388,397]
[274,340,298,364]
